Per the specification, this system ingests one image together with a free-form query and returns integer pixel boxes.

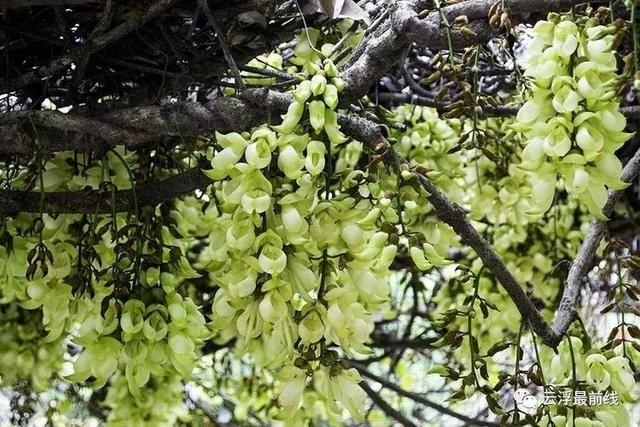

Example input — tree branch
[0,166,211,214]
[550,146,640,344]
[350,362,500,427]
[360,381,418,427]
[1,0,613,155]
[2,0,176,91]
[338,112,560,346]
[339,0,593,104]
[0,89,288,155]
[199,0,246,91]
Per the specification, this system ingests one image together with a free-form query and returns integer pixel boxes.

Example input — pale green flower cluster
[66,292,208,396]
[538,337,637,426]
[201,62,402,420]
[17,148,136,191]
[517,15,633,218]
[0,305,64,391]
[0,148,210,424]
[104,373,187,426]
[0,216,78,342]
[393,104,465,203]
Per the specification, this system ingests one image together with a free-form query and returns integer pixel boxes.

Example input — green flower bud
[324,110,347,145]
[310,74,327,96]
[323,59,338,77]
[309,100,326,133]
[298,310,325,344]
[293,80,312,103]
[272,101,305,134]
[323,84,339,110]
[410,246,432,271]
[278,145,305,179]
[332,77,346,92]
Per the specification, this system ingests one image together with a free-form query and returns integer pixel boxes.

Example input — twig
[239,64,298,81]
[1,0,176,91]
[360,381,418,427]
[374,92,520,116]
[199,0,246,91]
[350,362,500,427]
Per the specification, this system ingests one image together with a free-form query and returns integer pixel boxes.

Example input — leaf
[344,1,370,22]
[627,324,640,339]
[236,11,267,28]
[600,301,616,314]
[486,341,511,356]
[486,394,506,415]
[480,302,489,319]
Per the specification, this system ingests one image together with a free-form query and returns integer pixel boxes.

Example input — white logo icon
[513,389,540,413]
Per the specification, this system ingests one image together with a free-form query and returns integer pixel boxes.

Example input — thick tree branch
[0,167,210,214]
[0,90,288,155]
[0,110,154,155]
[339,0,594,104]
[550,146,640,343]
[350,362,500,427]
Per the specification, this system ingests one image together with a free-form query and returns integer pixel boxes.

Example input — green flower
[309,100,326,134]
[585,354,610,390]
[245,139,272,169]
[298,308,325,344]
[121,300,146,337]
[278,145,305,179]
[552,20,579,57]
[304,140,326,176]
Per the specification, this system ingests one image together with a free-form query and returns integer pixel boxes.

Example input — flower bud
[310,74,327,96]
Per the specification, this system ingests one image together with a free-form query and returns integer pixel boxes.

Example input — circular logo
[513,389,540,413]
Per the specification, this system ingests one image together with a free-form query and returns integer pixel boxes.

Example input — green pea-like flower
[298,308,325,344]
[308,100,326,133]
[121,299,146,337]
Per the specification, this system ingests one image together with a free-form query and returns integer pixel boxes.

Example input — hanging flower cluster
[516,14,633,218]
[201,58,409,421]
[537,337,636,426]
[0,305,65,391]
[104,374,187,426]
[0,147,212,423]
